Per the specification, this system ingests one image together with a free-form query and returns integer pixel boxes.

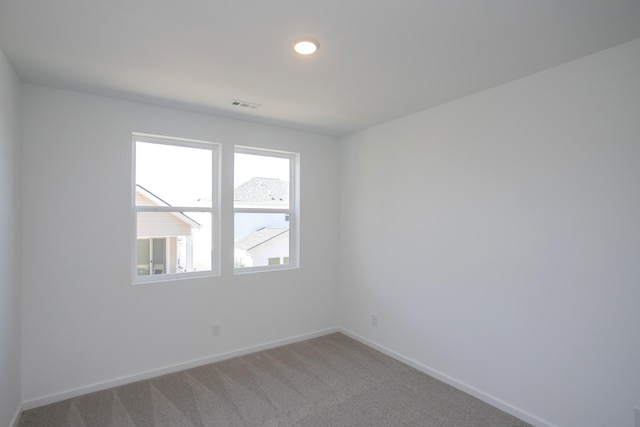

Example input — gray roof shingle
[234,177,288,204]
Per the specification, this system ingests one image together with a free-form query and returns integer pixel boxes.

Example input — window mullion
[233,208,291,215]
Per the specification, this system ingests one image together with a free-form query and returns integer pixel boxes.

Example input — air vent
[231,99,261,110]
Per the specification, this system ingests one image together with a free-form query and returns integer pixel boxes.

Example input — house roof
[135,185,201,229]
[234,177,288,205]
[234,227,289,251]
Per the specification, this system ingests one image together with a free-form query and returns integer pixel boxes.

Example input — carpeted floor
[18,333,532,426]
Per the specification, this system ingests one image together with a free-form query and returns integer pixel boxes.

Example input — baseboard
[338,327,556,427]
[9,402,22,427]
[22,327,339,411]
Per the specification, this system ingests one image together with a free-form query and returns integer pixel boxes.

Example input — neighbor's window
[234,147,298,272]
[133,134,218,282]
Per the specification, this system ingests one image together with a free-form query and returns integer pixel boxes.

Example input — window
[133,134,218,282]
[234,147,298,272]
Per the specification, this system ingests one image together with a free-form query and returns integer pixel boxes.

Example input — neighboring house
[135,185,201,275]
[234,227,289,268]
[234,177,290,268]
[234,177,289,209]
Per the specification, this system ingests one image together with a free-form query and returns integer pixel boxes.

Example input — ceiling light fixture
[293,39,319,55]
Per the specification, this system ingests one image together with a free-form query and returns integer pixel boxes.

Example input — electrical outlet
[371,314,378,326]
[212,324,221,336]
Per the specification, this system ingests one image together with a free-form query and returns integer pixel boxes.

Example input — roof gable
[234,227,288,251]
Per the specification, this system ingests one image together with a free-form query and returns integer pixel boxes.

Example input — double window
[132,135,298,282]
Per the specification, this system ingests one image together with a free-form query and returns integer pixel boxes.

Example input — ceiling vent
[231,99,261,110]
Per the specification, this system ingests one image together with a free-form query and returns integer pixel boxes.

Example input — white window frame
[234,146,299,274]
[132,133,220,284]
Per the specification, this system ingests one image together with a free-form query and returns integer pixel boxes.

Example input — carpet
[18,333,532,426]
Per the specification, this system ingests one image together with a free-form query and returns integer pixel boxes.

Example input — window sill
[233,265,299,275]
[132,270,220,285]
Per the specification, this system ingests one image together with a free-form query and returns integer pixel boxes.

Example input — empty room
[1,1,639,426]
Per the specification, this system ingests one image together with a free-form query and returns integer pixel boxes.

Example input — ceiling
[1,0,639,136]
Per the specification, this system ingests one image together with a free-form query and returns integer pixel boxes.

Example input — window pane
[234,153,289,209]
[234,213,290,268]
[136,212,211,275]
[136,141,212,207]
[152,238,166,274]
[136,239,150,276]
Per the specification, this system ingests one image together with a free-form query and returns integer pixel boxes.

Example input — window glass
[136,141,212,208]
[234,153,289,209]
[136,212,212,274]
[234,213,290,268]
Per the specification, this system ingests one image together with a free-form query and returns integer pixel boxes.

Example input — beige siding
[137,212,192,238]
[136,189,195,238]
[135,191,156,206]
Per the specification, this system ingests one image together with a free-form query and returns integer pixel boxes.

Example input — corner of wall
[0,46,23,427]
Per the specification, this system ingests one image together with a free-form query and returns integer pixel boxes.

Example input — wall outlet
[371,314,378,326]
[212,324,221,336]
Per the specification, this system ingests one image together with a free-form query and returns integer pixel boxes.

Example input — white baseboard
[9,402,22,427]
[22,327,339,411]
[21,326,553,427]
[338,327,556,427]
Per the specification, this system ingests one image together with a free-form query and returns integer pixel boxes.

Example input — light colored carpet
[18,333,532,426]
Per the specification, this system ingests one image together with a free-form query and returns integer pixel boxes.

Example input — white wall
[0,48,21,427]
[338,39,640,427]
[19,85,340,404]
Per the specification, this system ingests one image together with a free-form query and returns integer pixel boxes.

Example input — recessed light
[293,39,319,55]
